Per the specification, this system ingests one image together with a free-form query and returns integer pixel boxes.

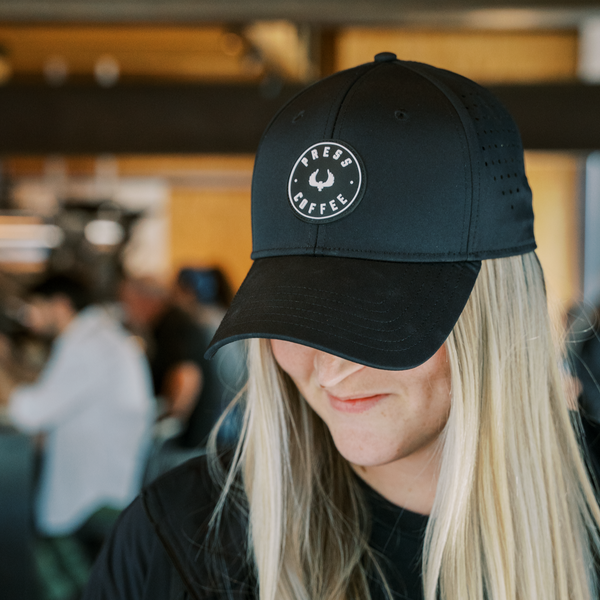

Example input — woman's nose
[313,350,364,388]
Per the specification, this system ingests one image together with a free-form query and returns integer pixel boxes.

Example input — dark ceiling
[0,1,598,152]
[0,0,599,26]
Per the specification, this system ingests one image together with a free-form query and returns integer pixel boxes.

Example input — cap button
[374,52,397,62]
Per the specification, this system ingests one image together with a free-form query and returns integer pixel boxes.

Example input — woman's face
[270,340,452,469]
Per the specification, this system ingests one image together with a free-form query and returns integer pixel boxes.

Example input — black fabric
[206,57,536,371]
[207,257,481,371]
[82,454,426,600]
[83,417,600,600]
[151,306,225,447]
[150,306,207,399]
[358,477,427,600]
[573,328,600,425]
[141,455,253,600]
[249,59,535,263]
[82,499,174,600]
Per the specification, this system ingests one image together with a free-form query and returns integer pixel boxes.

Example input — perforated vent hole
[395,110,408,120]
[463,86,529,213]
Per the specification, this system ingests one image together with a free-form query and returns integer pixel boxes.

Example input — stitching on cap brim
[207,256,480,370]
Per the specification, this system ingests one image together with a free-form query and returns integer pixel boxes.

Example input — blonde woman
[84,53,600,600]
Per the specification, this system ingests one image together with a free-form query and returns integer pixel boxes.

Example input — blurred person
[174,268,245,448]
[175,267,233,327]
[568,305,600,424]
[0,272,155,597]
[120,277,206,427]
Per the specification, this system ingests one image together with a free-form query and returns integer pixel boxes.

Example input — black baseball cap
[206,52,536,370]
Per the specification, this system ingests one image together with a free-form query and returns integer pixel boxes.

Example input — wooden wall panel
[525,151,582,317]
[169,187,252,291]
[0,26,259,82]
[335,30,578,83]
[5,154,255,178]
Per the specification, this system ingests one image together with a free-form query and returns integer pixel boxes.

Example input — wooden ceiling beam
[0,83,598,154]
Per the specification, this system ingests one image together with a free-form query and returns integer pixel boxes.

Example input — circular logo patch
[287,141,365,223]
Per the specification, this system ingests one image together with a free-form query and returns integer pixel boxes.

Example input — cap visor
[206,256,480,370]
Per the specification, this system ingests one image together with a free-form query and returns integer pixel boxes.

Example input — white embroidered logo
[288,141,365,223]
[308,169,335,192]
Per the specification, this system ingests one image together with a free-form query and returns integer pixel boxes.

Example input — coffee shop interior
[1,1,600,598]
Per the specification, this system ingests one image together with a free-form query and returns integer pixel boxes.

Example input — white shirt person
[7,276,155,536]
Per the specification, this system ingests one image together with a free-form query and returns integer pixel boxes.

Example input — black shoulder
[142,453,253,599]
[143,453,219,514]
[83,497,173,600]
[581,412,600,483]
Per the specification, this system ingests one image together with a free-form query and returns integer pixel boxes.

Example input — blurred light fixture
[0,46,12,85]
[84,219,124,246]
[94,55,120,87]
[221,32,244,56]
[0,222,63,249]
[0,220,63,266]
[44,56,69,86]
[462,9,550,29]
[44,225,64,248]
[580,18,600,83]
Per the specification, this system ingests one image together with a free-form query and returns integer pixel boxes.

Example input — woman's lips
[327,393,387,413]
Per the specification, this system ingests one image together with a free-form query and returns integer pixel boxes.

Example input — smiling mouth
[327,393,387,413]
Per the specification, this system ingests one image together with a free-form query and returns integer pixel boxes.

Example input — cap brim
[206,256,480,370]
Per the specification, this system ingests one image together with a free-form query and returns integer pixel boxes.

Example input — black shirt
[360,476,427,600]
[151,306,227,447]
[150,306,207,400]
[83,458,428,600]
[84,416,600,600]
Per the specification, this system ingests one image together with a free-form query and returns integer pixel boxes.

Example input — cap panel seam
[314,64,377,256]
[251,84,323,251]
[322,64,375,139]
[251,241,534,258]
[400,62,476,257]
[332,62,388,136]
[314,225,322,254]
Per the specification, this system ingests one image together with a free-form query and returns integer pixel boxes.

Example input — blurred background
[0,2,596,317]
[1,0,600,598]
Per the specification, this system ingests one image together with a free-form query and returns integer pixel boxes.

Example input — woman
[84,53,600,600]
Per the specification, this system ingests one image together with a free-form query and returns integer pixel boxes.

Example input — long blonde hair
[208,252,600,600]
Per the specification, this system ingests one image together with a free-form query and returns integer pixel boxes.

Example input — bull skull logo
[308,169,335,192]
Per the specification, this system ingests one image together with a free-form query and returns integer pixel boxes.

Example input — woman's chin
[329,431,403,468]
